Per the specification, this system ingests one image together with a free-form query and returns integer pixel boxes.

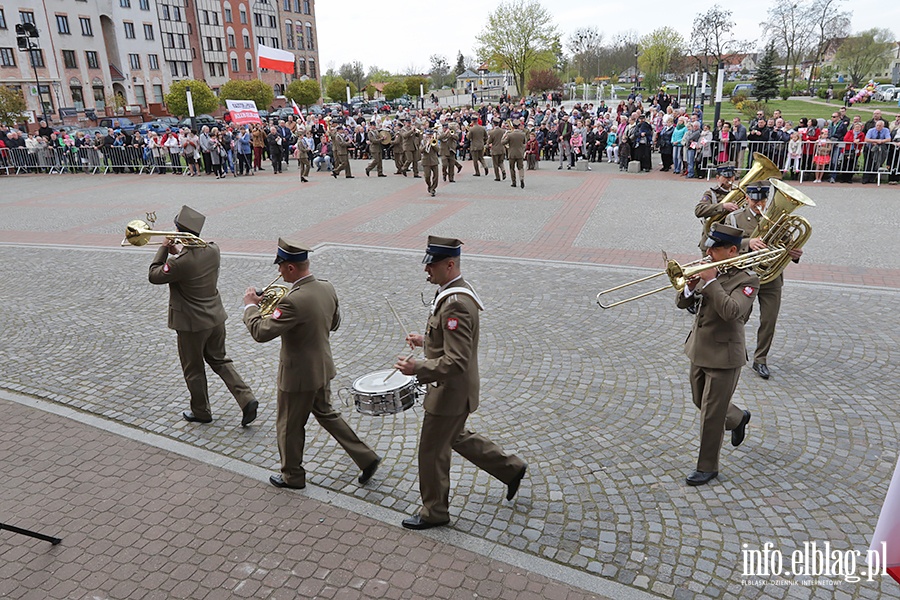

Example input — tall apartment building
[1,0,320,122]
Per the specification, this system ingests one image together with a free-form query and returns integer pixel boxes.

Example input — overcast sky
[316,0,897,75]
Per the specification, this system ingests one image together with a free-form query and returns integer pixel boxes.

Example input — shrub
[779,87,791,100]
[816,88,829,99]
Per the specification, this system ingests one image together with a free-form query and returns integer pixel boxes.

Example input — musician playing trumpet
[420,129,441,197]
[676,223,757,487]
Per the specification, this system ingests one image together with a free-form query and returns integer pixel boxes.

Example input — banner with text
[225,100,262,125]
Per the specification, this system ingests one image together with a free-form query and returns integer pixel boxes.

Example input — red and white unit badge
[163,263,170,273]
[743,286,755,297]
[446,317,458,331]
[271,308,282,320]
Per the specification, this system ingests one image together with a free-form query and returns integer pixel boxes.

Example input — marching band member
[420,130,440,197]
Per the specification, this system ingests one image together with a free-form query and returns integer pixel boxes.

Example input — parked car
[138,120,174,134]
[148,116,180,127]
[731,83,756,98]
[97,116,137,132]
[874,86,896,102]
[76,126,106,138]
[269,107,295,120]
[177,114,221,130]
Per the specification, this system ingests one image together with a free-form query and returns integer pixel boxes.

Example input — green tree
[164,80,218,117]
[430,54,450,89]
[325,77,357,102]
[404,76,429,97]
[638,26,683,92]
[455,52,466,76]
[383,81,407,101]
[834,28,895,87]
[218,80,274,110]
[689,6,749,103]
[475,0,559,98]
[0,85,27,126]
[526,68,562,93]
[755,41,781,102]
[285,78,321,107]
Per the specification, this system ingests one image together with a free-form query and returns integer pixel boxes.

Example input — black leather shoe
[401,514,449,530]
[732,410,751,447]
[358,456,381,484]
[378,174,387,177]
[752,363,770,379]
[241,400,259,427]
[506,464,527,500]
[269,474,305,489]
[182,411,212,424]
[510,182,517,187]
[686,470,718,486]
[456,163,462,174]
[520,180,525,189]
[365,168,370,177]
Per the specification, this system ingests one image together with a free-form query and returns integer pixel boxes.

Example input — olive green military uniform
[365,127,384,176]
[421,137,440,196]
[695,186,733,250]
[244,275,377,488]
[467,124,488,176]
[488,127,507,181]
[400,126,420,177]
[438,128,459,182]
[332,131,352,178]
[503,129,527,187]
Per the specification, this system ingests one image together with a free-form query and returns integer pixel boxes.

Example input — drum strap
[431,286,485,315]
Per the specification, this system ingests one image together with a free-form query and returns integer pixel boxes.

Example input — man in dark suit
[395,236,527,529]
[242,239,379,489]
[676,223,758,486]
[148,205,259,426]
[502,120,527,188]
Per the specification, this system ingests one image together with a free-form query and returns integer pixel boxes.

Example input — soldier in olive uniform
[331,127,354,179]
[676,223,757,486]
[467,120,489,176]
[395,236,527,529]
[148,205,259,427]
[487,120,507,181]
[390,125,404,174]
[438,124,459,183]
[400,122,421,178]
[726,184,803,380]
[242,239,380,489]
[420,130,440,197]
[695,165,739,251]
[365,122,386,177]
[503,120,527,189]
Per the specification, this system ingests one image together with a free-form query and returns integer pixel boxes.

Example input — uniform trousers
[418,411,525,523]
[403,150,419,176]
[508,157,524,184]
[393,148,404,173]
[276,385,378,487]
[423,164,439,194]
[333,153,351,177]
[441,156,456,182]
[176,324,256,420]
[471,149,487,175]
[298,155,310,178]
[491,154,507,180]
[689,363,745,473]
[752,277,782,365]
[366,148,383,175]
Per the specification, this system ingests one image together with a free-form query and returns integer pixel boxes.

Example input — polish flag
[870,455,900,584]
[291,99,306,124]
[257,44,294,75]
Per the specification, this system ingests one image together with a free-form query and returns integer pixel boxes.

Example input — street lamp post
[186,85,196,133]
[634,45,640,91]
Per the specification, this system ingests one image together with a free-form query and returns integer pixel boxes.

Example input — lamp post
[633,45,640,92]
[186,85,195,133]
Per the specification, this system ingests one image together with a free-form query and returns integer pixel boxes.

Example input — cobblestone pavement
[1,166,899,599]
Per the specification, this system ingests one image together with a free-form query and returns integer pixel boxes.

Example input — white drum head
[353,370,414,393]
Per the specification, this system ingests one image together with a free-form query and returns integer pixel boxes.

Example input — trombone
[596,248,786,309]
[121,212,207,248]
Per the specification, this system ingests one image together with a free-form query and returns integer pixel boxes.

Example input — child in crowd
[786,132,802,179]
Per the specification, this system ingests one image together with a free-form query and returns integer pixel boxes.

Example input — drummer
[394,235,528,529]
[242,238,381,490]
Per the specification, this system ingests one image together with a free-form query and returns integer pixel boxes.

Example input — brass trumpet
[121,212,207,248]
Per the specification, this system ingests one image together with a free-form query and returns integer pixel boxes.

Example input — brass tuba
[256,274,290,317]
[703,153,782,236]
[121,212,207,248]
[749,178,814,284]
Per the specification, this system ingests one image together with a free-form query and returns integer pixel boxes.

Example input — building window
[85,51,99,69]
[239,8,247,24]
[0,8,6,29]
[129,53,141,69]
[216,38,222,51]
[180,61,188,76]
[246,58,252,71]
[224,8,232,22]
[120,0,131,7]
[296,26,303,49]
[306,24,313,50]
[161,5,170,20]
[80,17,93,36]
[173,6,181,20]
[231,57,238,71]
[283,0,290,11]
[153,84,163,103]
[202,10,209,25]
[177,34,185,49]
[243,34,249,47]
[308,57,315,78]
[19,11,36,25]
[0,48,15,67]
[139,0,150,10]
[71,86,84,109]
[294,0,301,12]
[269,15,276,28]
[304,0,310,14]
[143,24,153,40]
[164,33,174,48]
[297,57,306,76]
[169,61,178,76]
[227,33,235,48]
[213,12,219,25]
[93,86,105,109]
[56,15,71,34]
[62,49,77,68]
[135,84,146,106]
[124,22,135,38]
[253,13,262,27]
[149,53,159,69]
[29,49,44,68]
[285,23,293,49]
[256,36,264,46]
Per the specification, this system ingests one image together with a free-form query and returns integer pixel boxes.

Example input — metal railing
[0,146,188,176]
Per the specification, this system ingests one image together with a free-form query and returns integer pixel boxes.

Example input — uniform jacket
[333,132,350,156]
[414,277,481,416]
[676,268,759,369]
[420,139,440,166]
[400,128,418,152]
[367,129,383,151]
[438,130,458,157]
[487,127,506,156]
[148,244,227,332]
[243,275,340,392]
[503,130,527,159]
[468,125,488,151]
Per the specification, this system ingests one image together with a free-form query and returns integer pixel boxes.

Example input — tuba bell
[749,178,814,284]
[703,153,782,236]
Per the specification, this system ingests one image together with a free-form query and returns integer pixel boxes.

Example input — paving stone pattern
[1,244,898,599]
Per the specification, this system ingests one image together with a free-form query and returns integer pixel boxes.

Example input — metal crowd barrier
[690,139,899,185]
[0,146,188,176]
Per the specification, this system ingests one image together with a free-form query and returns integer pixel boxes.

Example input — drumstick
[383,351,416,384]
[385,296,412,339]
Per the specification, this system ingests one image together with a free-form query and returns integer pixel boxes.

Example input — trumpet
[121,212,207,248]
[256,273,290,317]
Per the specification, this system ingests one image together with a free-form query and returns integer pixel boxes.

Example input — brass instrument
[380,130,392,145]
[748,178,814,284]
[121,212,207,248]
[256,273,290,317]
[702,153,782,236]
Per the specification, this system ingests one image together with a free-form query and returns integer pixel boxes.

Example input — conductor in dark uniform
[676,223,757,486]
[695,165,738,250]
[726,183,803,380]
[148,205,259,426]
[395,236,527,529]
[242,239,380,489]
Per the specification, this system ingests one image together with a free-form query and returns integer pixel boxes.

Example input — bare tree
[834,28,895,86]
[805,0,852,89]
[764,0,815,89]
[689,5,750,97]
[568,27,604,79]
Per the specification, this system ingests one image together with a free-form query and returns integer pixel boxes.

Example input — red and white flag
[291,99,306,124]
[257,44,294,75]
[870,455,900,584]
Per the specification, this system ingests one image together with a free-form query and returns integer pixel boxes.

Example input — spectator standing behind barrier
[889,116,900,185]
[251,123,266,172]
[267,126,283,174]
[671,117,686,174]
[839,122,865,183]
[199,126,212,175]
[825,112,848,183]
[862,120,890,184]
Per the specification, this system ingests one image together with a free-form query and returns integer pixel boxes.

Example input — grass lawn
[701,97,899,126]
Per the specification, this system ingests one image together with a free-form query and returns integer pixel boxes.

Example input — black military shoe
[241,400,259,427]
[686,470,718,486]
[182,411,212,424]
[401,514,450,530]
[752,363,770,379]
[269,474,305,489]
[732,410,751,447]
[358,457,381,484]
[506,464,527,500]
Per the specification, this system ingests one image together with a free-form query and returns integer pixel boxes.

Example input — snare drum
[348,370,419,416]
